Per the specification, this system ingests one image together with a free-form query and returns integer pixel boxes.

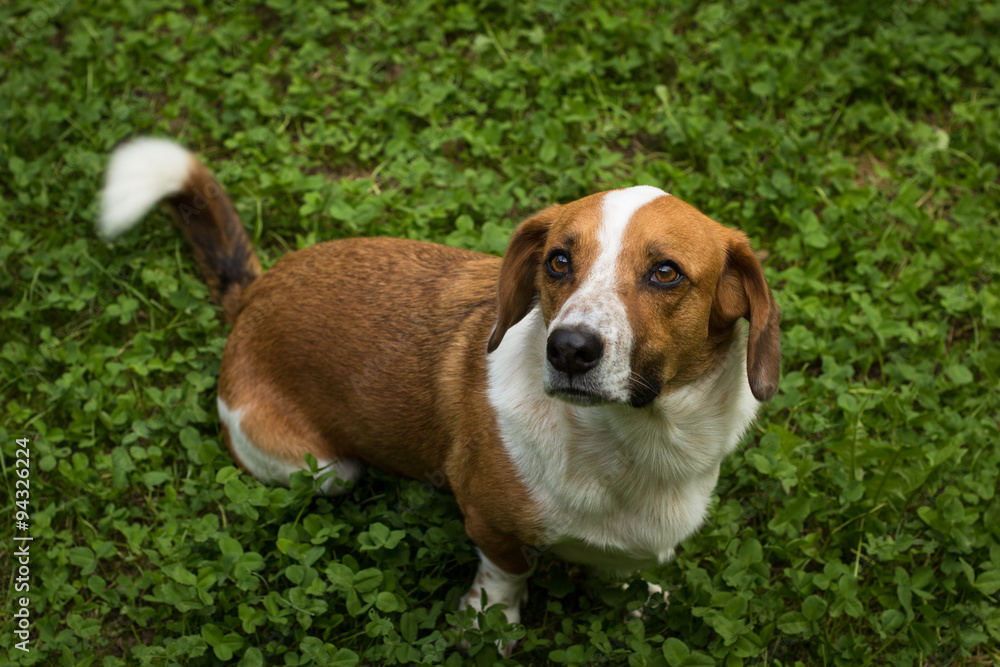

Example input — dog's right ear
[487,205,562,353]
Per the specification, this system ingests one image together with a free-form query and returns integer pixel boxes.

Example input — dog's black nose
[546,327,604,375]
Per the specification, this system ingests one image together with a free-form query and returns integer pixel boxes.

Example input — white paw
[625,581,669,620]
[457,550,531,657]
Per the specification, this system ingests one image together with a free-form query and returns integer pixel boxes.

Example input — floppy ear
[487,205,562,353]
[711,234,781,401]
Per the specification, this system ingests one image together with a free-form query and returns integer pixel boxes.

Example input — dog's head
[488,186,780,407]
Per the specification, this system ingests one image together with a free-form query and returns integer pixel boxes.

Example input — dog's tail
[98,138,262,323]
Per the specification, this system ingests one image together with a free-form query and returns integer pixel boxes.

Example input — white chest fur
[487,307,760,573]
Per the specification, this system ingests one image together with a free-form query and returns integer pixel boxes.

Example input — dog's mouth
[545,378,622,406]
[543,360,640,407]
[544,382,618,406]
[545,375,662,408]
[545,385,606,406]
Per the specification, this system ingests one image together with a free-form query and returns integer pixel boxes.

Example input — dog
[99,138,780,654]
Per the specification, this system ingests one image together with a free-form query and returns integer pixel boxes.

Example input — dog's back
[99,139,520,493]
[220,236,503,480]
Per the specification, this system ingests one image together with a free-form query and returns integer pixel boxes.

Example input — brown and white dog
[99,138,780,651]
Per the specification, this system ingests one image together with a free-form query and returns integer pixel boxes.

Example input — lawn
[1,0,998,665]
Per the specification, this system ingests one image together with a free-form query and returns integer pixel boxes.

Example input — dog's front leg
[459,547,531,623]
[458,548,530,658]
[624,580,669,620]
[458,510,534,657]
[595,566,670,620]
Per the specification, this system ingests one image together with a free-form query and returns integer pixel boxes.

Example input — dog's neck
[487,306,760,549]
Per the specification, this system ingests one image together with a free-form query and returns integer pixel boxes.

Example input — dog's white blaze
[488,306,760,573]
[597,185,671,261]
[547,186,670,402]
[217,397,361,495]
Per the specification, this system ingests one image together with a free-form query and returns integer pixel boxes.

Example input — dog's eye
[548,253,570,275]
[650,262,681,285]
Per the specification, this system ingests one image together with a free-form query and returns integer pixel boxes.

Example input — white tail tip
[98,138,195,240]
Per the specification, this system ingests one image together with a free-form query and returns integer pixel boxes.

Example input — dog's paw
[625,581,669,621]
[458,585,526,657]
[457,554,530,657]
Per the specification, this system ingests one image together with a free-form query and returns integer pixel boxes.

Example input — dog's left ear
[710,233,781,401]
[487,205,562,353]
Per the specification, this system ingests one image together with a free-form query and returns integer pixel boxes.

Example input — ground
[0,1,998,665]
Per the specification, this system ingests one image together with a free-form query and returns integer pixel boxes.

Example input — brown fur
[618,196,752,395]
[709,234,782,401]
[487,193,781,404]
[156,154,779,579]
[218,238,546,572]
[487,205,562,352]
[533,197,605,331]
[164,162,261,322]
